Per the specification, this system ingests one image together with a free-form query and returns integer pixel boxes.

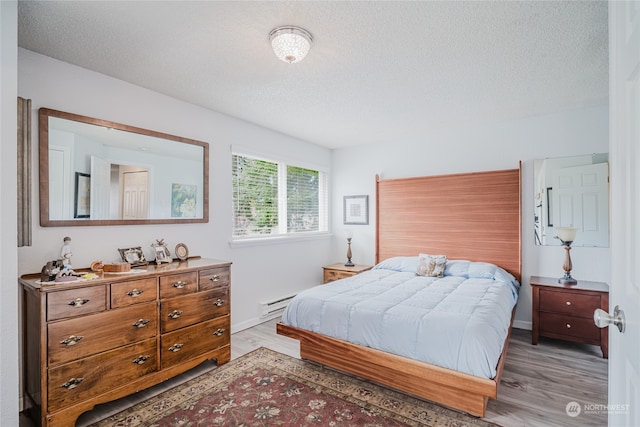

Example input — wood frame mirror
[39,108,209,226]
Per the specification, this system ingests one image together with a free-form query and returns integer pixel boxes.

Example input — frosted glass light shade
[556,227,578,243]
[269,26,313,64]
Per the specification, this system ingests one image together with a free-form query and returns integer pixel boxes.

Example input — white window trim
[229,231,331,248]
[231,149,329,242]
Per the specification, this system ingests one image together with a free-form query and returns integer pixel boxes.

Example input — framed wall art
[171,183,197,218]
[343,195,369,225]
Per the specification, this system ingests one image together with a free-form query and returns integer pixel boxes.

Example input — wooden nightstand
[531,275,609,358]
[322,263,372,283]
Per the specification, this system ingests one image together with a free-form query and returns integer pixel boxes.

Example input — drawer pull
[60,335,84,346]
[61,377,84,390]
[566,323,572,329]
[213,298,225,307]
[172,281,187,289]
[210,275,220,282]
[68,298,89,307]
[168,343,183,352]
[214,328,226,336]
[132,319,150,328]
[566,301,572,306]
[132,355,151,365]
[168,310,183,319]
[126,289,144,297]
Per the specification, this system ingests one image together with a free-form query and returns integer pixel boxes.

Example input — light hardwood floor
[21,319,607,427]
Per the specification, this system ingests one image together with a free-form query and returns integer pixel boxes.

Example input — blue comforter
[281,258,519,379]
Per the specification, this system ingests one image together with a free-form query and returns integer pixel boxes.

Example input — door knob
[594,305,625,333]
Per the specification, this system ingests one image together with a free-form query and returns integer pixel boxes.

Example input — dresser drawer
[159,272,198,299]
[161,315,230,369]
[160,288,229,333]
[48,302,157,366]
[47,286,107,321]
[324,270,355,283]
[110,278,158,308]
[539,289,600,318]
[539,312,601,341]
[199,267,230,290]
[47,338,157,412]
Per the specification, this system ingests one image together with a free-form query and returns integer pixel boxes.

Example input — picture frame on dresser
[154,246,171,264]
[118,246,148,267]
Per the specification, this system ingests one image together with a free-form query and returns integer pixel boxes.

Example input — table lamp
[556,227,578,284]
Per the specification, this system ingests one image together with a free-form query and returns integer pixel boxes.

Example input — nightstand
[531,275,609,358]
[322,263,372,284]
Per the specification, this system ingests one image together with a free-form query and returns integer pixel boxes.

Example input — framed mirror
[534,153,609,247]
[39,108,209,226]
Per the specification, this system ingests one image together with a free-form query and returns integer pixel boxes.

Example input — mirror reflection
[534,153,609,247]
[40,108,209,226]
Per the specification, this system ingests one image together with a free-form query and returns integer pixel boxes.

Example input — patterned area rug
[91,347,499,427]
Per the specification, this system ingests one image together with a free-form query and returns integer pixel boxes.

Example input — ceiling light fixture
[269,26,313,64]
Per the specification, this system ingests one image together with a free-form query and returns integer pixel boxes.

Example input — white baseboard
[231,313,281,334]
[513,320,532,330]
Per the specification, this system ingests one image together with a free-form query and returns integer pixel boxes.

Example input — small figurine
[41,260,62,282]
[56,264,78,281]
[60,236,73,267]
[90,260,104,272]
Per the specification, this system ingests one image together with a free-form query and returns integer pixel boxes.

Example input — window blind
[232,153,328,238]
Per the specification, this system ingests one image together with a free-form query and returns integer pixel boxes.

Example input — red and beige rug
[91,347,498,427]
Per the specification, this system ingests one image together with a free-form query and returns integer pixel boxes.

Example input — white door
[90,156,111,220]
[48,145,71,220]
[608,1,639,426]
[550,162,609,247]
[121,170,149,219]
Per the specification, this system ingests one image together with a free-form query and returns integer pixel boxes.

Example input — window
[232,153,328,239]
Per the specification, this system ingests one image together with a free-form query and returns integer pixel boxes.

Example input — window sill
[229,232,331,248]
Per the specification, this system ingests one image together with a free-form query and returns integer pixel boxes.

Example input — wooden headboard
[375,165,522,282]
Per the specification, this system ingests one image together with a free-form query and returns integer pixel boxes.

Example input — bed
[277,166,521,417]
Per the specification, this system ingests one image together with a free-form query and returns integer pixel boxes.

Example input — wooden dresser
[21,258,231,427]
[530,275,608,358]
[322,263,372,283]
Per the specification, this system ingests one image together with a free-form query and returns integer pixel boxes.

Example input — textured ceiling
[18,1,608,149]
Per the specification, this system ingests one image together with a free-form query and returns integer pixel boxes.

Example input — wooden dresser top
[20,258,231,291]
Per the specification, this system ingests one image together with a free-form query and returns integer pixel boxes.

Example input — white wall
[1,2,20,425]
[331,105,610,329]
[18,49,333,333]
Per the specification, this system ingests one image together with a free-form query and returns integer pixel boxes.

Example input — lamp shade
[269,26,313,64]
[556,227,578,243]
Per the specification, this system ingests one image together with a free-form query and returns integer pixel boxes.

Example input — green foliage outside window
[232,155,278,235]
[232,154,326,238]
[287,166,319,232]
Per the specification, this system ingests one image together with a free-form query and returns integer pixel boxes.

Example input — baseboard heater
[260,292,297,318]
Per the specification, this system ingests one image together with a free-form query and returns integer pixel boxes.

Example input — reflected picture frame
[343,195,369,225]
[74,172,90,218]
